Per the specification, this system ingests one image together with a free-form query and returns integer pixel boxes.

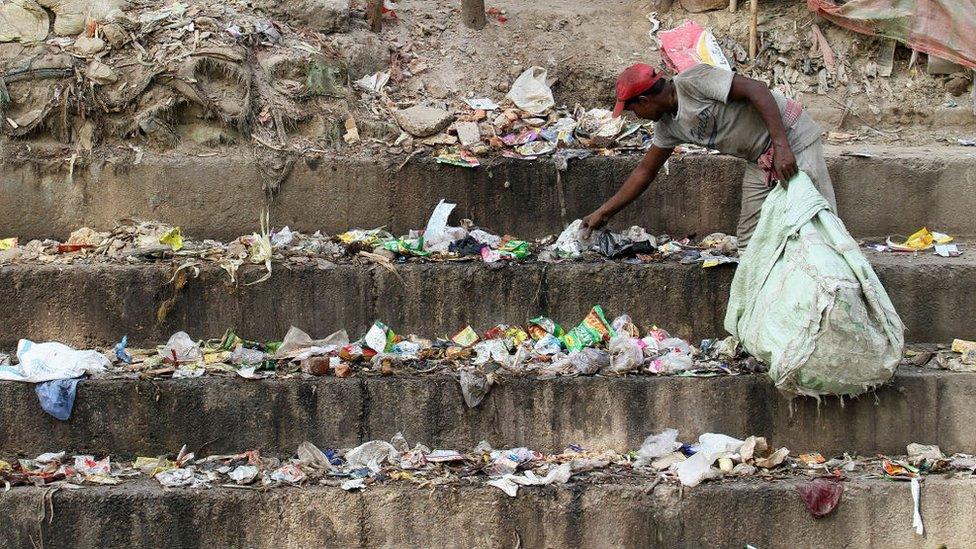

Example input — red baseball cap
[612,63,662,117]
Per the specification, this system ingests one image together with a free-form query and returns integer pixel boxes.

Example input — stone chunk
[73,34,105,56]
[261,0,349,34]
[679,0,728,13]
[395,106,454,138]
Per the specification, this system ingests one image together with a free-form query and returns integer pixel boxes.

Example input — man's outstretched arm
[727,74,798,183]
[581,144,674,237]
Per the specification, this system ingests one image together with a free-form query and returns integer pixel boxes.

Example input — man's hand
[772,142,798,187]
[580,209,610,239]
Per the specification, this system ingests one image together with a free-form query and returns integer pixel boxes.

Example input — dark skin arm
[581,144,673,236]
[728,74,798,183]
[582,72,797,234]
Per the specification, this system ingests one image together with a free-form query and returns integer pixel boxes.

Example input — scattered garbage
[1,340,109,382]
[726,173,905,398]
[0,213,740,278]
[2,433,973,508]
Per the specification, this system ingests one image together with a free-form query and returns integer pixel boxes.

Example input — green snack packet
[562,324,600,352]
[581,305,615,341]
[498,240,530,259]
[561,306,616,352]
[383,237,429,257]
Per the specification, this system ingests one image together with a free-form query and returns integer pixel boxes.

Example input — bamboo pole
[462,0,487,30]
[730,0,738,13]
[749,0,758,61]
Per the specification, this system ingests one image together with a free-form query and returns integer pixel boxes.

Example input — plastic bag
[275,326,348,360]
[345,440,399,472]
[1,340,109,382]
[423,200,459,252]
[473,339,512,367]
[563,305,616,352]
[506,66,554,114]
[533,334,562,355]
[459,369,490,408]
[363,321,396,353]
[599,231,656,258]
[608,335,644,373]
[35,378,80,420]
[570,348,609,375]
[797,478,844,518]
[160,331,202,365]
[634,428,680,467]
[675,433,744,487]
[725,172,904,397]
[552,219,589,259]
[651,352,693,374]
[38,0,126,36]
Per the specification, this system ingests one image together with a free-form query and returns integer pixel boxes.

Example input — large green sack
[724,172,904,397]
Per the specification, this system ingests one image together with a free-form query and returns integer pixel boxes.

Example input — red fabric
[808,0,976,69]
[797,478,844,518]
[613,64,662,117]
[757,99,805,183]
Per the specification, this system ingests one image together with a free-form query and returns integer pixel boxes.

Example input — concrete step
[0,252,971,348]
[2,145,974,241]
[0,477,970,548]
[1,368,971,458]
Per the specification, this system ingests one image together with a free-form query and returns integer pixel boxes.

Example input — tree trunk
[367,0,383,32]
[462,0,487,30]
[749,0,758,60]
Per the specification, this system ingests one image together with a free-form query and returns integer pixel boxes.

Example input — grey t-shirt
[651,64,822,161]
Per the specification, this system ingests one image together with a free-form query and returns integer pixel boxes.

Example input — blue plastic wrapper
[324,448,345,466]
[36,378,80,421]
[115,335,133,364]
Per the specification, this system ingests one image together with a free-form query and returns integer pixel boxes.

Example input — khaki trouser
[737,138,838,248]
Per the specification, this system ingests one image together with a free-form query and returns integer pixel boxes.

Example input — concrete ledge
[0,369,972,457]
[1,253,972,348]
[2,145,974,241]
[0,477,972,548]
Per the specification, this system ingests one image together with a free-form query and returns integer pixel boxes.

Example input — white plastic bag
[571,348,609,375]
[675,433,744,487]
[423,200,461,252]
[161,331,202,364]
[1,340,109,382]
[506,66,554,114]
[552,219,595,259]
[275,326,348,360]
[473,339,512,367]
[345,440,399,472]
[608,335,644,373]
[634,428,680,467]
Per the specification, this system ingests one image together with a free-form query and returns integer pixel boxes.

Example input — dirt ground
[389,0,974,139]
[0,0,973,164]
